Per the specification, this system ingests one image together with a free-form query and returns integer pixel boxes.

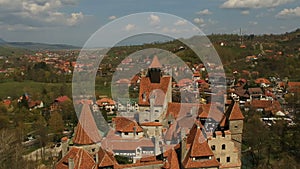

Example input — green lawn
[0,80,112,99]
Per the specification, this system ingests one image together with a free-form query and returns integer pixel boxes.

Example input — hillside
[0,38,80,50]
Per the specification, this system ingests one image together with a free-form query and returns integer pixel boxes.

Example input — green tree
[33,115,48,161]
[60,100,77,125]
[48,111,64,134]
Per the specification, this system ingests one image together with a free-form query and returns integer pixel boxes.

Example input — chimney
[180,128,187,162]
[61,137,69,157]
[153,136,160,156]
[133,126,137,138]
[95,153,99,165]
[180,136,186,163]
[68,158,74,169]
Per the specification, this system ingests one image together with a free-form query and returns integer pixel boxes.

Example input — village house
[55,56,244,169]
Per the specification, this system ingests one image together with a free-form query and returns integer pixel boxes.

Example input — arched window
[211,145,215,150]
[222,144,226,150]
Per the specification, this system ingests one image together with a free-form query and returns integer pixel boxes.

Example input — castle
[55,56,244,169]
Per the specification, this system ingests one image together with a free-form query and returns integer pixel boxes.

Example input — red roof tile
[182,124,219,168]
[139,76,171,106]
[149,55,162,68]
[96,98,115,106]
[166,103,200,120]
[113,116,143,133]
[55,147,96,169]
[287,82,300,93]
[255,78,271,84]
[198,104,224,122]
[73,104,102,145]
[101,138,154,151]
[98,147,116,167]
[177,78,193,87]
[248,100,272,109]
[229,102,244,120]
[162,149,179,169]
[189,125,214,157]
[2,99,11,107]
[55,96,70,103]
[140,121,162,126]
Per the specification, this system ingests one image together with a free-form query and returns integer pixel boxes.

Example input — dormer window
[222,131,225,137]
[227,157,230,162]
[222,144,226,150]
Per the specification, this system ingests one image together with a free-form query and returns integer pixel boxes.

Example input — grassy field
[0,80,111,99]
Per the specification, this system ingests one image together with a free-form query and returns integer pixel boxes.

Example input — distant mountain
[0,38,7,44]
[0,39,80,50]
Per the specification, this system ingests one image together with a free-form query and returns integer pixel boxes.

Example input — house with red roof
[96,97,116,111]
[50,95,71,112]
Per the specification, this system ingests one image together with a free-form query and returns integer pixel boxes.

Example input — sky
[0,0,299,46]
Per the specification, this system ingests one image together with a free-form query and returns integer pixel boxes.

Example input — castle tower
[148,55,162,83]
[228,101,244,158]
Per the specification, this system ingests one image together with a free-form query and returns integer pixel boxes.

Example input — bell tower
[148,56,162,83]
[228,101,244,158]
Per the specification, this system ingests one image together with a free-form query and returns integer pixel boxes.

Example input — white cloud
[149,14,160,25]
[0,0,83,28]
[197,9,212,15]
[221,0,294,9]
[161,27,191,34]
[67,12,84,26]
[249,21,258,25]
[276,6,300,18]
[0,23,39,31]
[241,10,250,15]
[174,19,187,26]
[124,24,136,31]
[207,18,218,25]
[193,18,204,24]
[108,15,117,20]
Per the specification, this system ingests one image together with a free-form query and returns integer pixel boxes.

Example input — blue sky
[0,0,299,46]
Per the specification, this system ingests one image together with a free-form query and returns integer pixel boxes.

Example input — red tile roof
[162,149,180,169]
[140,121,162,126]
[101,138,154,151]
[73,104,102,145]
[116,78,131,84]
[255,78,271,84]
[96,98,115,106]
[183,124,219,168]
[229,102,244,120]
[248,100,272,109]
[55,96,70,103]
[2,99,11,107]
[188,125,214,157]
[166,103,200,120]
[177,78,193,87]
[139,76,171,106]
[149,55,162,68]
[113,116,143,133]
[287,82,300,93]
[98,147,116,168]
[198,104,224,122]
[164,122,177,141]
[55,147,96,169]
[28,100,42,108]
